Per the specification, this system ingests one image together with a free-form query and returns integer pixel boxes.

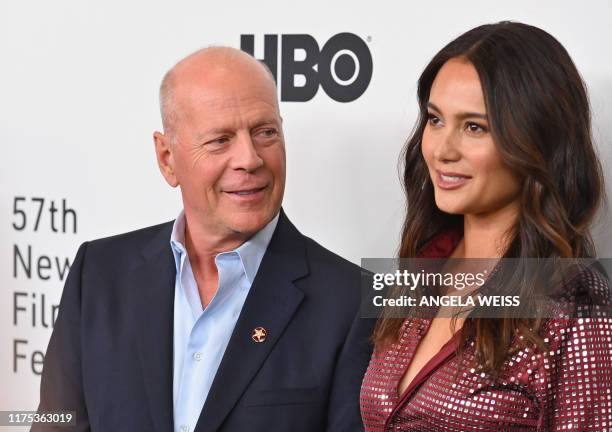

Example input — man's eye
[208,137,229,145]
[258,128,278,137]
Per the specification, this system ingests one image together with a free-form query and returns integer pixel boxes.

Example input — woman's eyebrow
[427,101,488,121]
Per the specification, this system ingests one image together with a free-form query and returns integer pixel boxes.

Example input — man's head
[154,47,285,245]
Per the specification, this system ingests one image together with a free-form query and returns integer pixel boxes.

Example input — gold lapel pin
[252,327,267,343]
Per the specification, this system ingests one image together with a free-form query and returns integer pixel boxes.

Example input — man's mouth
[224,185,268,201]
[226,186,267,195]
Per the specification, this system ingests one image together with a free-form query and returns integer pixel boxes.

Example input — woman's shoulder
[563,260,610,299]
[538,260,611,348]
[539,260,611,319]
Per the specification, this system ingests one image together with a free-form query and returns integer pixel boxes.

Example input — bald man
[33,47,374,432]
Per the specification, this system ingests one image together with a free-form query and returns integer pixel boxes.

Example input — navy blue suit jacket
[34,210,374,431]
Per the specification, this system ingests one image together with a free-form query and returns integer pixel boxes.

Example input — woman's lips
[435,171,472,190]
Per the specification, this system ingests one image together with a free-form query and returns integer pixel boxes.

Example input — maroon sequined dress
[360,232,612,431]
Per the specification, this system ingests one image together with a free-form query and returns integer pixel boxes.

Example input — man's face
[156,65,286,242]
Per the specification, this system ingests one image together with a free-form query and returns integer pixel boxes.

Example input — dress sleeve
[539,316,612,430]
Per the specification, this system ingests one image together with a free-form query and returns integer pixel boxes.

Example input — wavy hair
[373,21,605,374]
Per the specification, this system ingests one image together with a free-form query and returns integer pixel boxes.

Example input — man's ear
[153,131,179,187]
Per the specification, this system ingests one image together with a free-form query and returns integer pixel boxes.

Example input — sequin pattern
[360,258,612,432]
[360,278,612,431]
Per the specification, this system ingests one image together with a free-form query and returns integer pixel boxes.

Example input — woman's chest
[361,321,546,431]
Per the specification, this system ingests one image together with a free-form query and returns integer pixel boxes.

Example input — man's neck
[181,218,254,310]
[184,221,252,259]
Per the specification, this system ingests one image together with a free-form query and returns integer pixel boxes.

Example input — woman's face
[421,57,521,217]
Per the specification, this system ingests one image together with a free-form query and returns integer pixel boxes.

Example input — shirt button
[180,425,189,432]
[193,352,203,361]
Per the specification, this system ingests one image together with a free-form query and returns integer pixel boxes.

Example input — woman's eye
[466,122,487,134]
[427,113,441,126]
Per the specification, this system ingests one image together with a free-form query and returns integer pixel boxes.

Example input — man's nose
[230,132,264,172]
[433,129,461,162]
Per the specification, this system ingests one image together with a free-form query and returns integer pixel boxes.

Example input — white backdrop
[1,0,611,422]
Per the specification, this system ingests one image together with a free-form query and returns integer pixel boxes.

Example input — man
[34,47,374,432]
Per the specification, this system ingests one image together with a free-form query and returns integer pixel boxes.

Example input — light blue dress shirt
[170,210,279,432]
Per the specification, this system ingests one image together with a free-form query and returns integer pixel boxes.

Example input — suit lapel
[127,223,176,432]
[194,211,309,432]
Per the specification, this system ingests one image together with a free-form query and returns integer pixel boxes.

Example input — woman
[360,22,611,431]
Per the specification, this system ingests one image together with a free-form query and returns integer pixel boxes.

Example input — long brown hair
[373,21,605,374]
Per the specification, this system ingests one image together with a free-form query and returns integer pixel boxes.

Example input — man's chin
[226,212,276,235]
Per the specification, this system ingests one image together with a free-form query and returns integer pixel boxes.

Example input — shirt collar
[169,210,279,284]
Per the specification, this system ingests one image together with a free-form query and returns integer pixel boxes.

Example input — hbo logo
[240,33,373,102]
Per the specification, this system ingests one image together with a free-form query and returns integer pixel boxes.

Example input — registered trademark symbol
[367,36,372,42]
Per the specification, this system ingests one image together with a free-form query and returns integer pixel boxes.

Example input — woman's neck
[455,200,519,259]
